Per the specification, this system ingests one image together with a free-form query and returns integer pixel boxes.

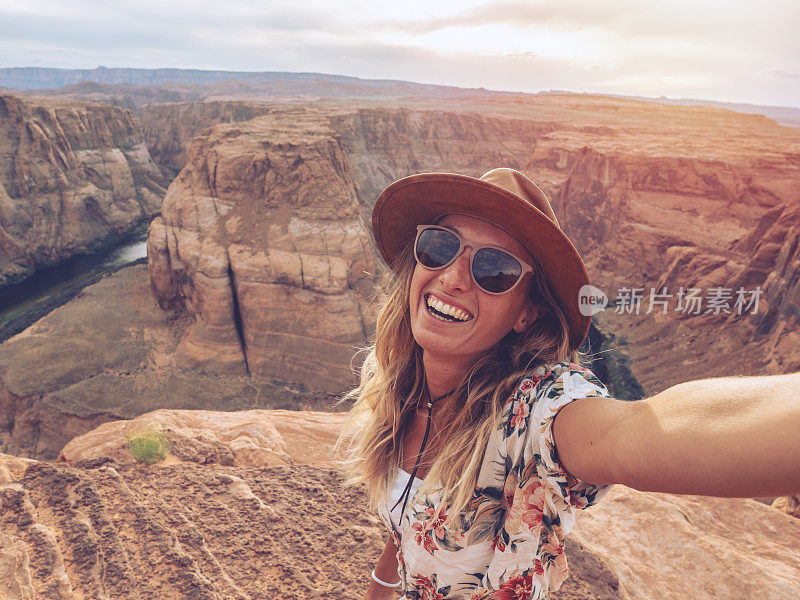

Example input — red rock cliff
[148,111,377,393]
[0,95,167,285]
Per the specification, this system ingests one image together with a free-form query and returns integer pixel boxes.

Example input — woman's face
[409,214,540,367]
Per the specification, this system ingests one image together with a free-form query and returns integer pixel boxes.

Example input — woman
[336,168,800,600]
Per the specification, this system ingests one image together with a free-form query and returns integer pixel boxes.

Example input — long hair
[334,238,582,524]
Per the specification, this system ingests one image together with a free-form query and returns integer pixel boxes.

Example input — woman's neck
[422,351,472,400]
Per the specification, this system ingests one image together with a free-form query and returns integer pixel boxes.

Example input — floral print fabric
[376,361,615,600]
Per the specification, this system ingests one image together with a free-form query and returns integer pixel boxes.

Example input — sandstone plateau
[6,67,799,128]
[1,410,799,600]
[0,95,167,285]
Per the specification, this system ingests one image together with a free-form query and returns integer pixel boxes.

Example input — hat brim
[371,173,591,352]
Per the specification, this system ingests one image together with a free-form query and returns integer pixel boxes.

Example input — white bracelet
[371,569,401,588]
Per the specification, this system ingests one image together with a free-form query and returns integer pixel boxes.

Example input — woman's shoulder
[507,361,607,409]
[498,362,560,429]
[512,360,570,392]
[498,360,610,441]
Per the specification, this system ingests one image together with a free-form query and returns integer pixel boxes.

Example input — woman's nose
[439,247,473,292]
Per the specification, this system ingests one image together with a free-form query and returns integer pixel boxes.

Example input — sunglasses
[414,225,534,295]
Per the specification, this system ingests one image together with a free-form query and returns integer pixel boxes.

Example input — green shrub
[125,424,170,464]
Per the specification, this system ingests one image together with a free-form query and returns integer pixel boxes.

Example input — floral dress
[376,361,615,600]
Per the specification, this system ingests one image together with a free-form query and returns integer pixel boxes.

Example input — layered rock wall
[338,106,800,383]
[139,101,276,176]
[0,95,167,285]
[148,113,377,393]
[736,204,800,367]
[148,100,800,396]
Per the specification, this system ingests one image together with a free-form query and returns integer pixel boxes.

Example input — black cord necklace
[391,383,449,526]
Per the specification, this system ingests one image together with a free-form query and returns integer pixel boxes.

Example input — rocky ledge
[1,410,799,600]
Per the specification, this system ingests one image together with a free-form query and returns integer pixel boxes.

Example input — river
[0,228,149,342]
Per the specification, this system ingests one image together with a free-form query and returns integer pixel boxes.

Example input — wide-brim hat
[371,168,591,352]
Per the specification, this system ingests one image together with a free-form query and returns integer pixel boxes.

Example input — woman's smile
[423,292,474,323]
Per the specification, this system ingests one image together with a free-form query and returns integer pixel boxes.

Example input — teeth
[426,295,471,322]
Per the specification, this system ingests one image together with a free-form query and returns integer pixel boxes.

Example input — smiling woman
[335,168,800,600]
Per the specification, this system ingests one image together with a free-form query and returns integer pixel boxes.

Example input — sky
[1,0,799,108]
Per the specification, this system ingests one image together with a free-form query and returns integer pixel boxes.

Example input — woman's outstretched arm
[552,371,800,497]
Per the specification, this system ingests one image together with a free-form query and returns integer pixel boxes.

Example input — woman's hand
[363,535,402,600]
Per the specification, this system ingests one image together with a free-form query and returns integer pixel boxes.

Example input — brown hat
[371,168,591,352]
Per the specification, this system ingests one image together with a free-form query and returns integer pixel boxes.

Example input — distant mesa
[2,66,799,127]
[0,66,516,111]
[1,66,440,89]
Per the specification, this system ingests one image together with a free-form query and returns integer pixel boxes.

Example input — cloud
[761,68,800,80]
[0,0,797,107]
[379,0,796,43]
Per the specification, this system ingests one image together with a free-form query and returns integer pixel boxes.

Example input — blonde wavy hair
[334,235,582,524]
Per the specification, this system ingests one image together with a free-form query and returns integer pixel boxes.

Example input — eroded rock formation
[0,95,167,285]
[2,409,799,600]
[593,173,800,392]
[148,111,378,393]
[0,265,339,460]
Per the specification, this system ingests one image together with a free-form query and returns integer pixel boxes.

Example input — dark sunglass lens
[416,228,460,269]
[473,248,523,293]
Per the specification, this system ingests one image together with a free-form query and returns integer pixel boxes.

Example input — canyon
[1,92,799,461]
[0,95,166,286]
[145,95,800,400]
[0,80,799,600]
